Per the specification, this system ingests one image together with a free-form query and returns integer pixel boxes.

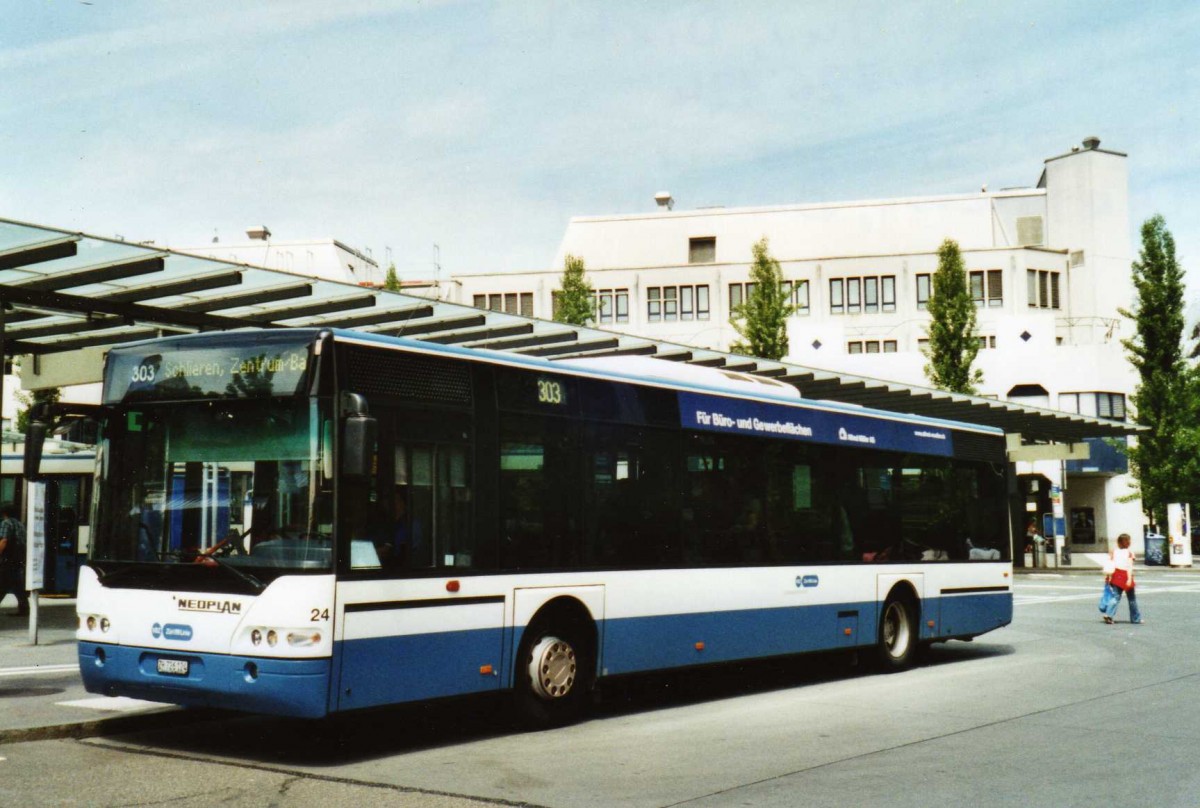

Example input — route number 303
[537,379,565,405]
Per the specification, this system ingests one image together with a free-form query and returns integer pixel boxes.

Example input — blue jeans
[1103,581,1142,623]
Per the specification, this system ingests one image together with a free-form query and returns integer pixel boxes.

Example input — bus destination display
[105,335,313,402]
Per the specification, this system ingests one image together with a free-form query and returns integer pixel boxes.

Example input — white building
[179,226,381,287]
[449,136,1142,555]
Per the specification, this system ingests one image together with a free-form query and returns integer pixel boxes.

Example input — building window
[1027,270,1061,309]
[970,270,1004,307]
[916,274,931,310]
[689,237,716,264]
[1097,392,1126,420]
[1060,392,1127,421]
[729,282,757,311]
[475,292,533,316]
[976,335,997,349]
[846,278,861,314]
[848,340,893,354]
[831,275,896,315]
[595,288,629,324]
[794,279,811,314]
[649,285,709,323]
[729,281,809,315]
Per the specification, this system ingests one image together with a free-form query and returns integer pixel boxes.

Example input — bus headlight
[100,617,111,633]
[266,630,278,647]
[86,616,96,631]
[251,629,262,646]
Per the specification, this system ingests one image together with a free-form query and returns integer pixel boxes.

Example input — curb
[0,707,227,746]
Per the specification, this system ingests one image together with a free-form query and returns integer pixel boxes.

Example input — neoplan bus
[40,328,1012,726]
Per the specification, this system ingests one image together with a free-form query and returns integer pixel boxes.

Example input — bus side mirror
[342,415,377,479]
[23,419,48,479]
[340,393,376,479]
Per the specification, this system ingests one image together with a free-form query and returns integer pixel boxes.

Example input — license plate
[156,658,189,676]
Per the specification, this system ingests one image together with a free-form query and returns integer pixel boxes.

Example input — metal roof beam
[14,255,165,292]
[174,282,312,314]
[244,294,376,324]
[535,336,628,355]
[101,270,244,303]
[20,327,192,355]
[373,314,487,338]
[550,342,657,359]
[469,331,576,352]
[0,283,262,335]
[307,305,435,330]
[429,323,535,346]
[0,236,80,270]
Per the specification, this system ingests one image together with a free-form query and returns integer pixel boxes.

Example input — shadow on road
[98,638,1012,768]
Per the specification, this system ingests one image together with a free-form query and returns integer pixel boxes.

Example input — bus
[50,327,1012,725]
[2,438,94,595]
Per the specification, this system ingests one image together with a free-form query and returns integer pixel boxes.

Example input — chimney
[246,225,272,241]
[1082,136,1101,150]
[654,192,674,211]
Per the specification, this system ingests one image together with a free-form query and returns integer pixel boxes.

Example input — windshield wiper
[202,554,266,593]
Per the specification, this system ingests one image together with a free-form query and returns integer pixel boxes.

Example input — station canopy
[0,216,1139,444]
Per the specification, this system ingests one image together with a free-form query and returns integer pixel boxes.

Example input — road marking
[55,696,163,712]
[0,663,78,678]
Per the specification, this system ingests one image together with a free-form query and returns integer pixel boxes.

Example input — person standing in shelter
[1102,533,1142,625]
[0,504,30,617]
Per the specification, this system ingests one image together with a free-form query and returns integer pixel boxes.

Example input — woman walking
[1102,533,1143,625]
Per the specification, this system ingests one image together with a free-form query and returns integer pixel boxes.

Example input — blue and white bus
[53,328,1012,725]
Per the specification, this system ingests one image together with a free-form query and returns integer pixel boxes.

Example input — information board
[25,481,45,591]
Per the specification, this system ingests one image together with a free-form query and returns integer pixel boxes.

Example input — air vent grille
[1016,216,1045,247]
[345,347,472,405]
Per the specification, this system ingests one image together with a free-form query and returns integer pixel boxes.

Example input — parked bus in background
[2,436,93,595]
[31,328,1012,726]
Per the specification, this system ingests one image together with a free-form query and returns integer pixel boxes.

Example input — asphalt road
[4,570,1200,807]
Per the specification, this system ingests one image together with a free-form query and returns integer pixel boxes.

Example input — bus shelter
[0,215,1141,593]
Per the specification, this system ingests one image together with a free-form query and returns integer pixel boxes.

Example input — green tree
[382,262,402,292]
[729,238,797,360]
[923,238,982,394]
[554,254,595,325]
[16,387,61,434]
[1120,215,1200,528]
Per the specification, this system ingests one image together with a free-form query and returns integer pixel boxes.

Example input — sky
[2,1,1198,300]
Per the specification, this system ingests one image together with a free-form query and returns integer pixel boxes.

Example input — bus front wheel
[877,594,919,671]
[513,617,594,729]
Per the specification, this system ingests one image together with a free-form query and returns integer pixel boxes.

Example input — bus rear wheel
[877,594,918,671]
[513,618,594,729]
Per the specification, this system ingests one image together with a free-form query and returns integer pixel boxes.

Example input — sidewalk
[0,595,195,744]
[1016,551,1200,574]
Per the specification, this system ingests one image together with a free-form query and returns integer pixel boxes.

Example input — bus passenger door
[336,407,501,710]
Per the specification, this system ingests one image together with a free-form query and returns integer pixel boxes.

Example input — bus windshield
[92,398,333,575]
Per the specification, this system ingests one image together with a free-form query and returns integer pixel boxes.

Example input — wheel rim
[882,601,911,659]
[527,635,577,700]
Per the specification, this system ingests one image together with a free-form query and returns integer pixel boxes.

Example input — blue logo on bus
[151,622,162,638]
[160,623,193,641]
[795,575,819,588]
